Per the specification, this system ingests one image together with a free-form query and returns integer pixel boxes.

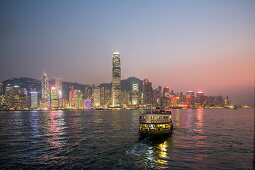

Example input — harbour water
[0,109,253,169]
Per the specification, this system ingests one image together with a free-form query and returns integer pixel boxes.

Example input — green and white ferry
[139,110,173,139]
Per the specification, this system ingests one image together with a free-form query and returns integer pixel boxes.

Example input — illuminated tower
[196,91,204,104]
[5,84,12,108]
[131,84,139,105]
[0,82,3,95]
[142,78,152,106]
[55,78,62,108]
[41,73,50,104]
[93,87,101,108]
[112,51,121,107]
[69,90,81,108]
[11,85,21,110]
[31,91,38,109]
[50,86,58,109]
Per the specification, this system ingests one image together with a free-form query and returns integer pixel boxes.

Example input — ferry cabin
[139,113,172,132]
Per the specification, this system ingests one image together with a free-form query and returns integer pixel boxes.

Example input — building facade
[112,51,121,107]
[41,73,50,108]
[131,84,139,105]
[142,78,152,106]
[50,86,59,109]
[31,91,38,109]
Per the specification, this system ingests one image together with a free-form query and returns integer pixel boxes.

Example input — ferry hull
[139,123,173,139]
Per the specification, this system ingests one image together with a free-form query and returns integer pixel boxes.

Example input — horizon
[0,0,254,105]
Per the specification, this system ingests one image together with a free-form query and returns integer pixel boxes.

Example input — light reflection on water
[0,109,253,169]
[46,110,66,148]
[195,109,204,133]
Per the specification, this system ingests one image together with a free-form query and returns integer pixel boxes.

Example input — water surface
[0,109,253,169]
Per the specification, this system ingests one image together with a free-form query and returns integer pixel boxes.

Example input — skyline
[0,0,254,105]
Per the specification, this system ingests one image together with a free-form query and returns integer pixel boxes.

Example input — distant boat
[139,110,173,139]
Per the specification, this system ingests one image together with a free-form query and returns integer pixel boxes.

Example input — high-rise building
[131,84,139,105]
[11,85,21,110]
[84,85,93,100]
[69,90,78,108]
[104,87,111,108]
[151,89,158,107]
[93,87,101,108]
[0,82,3,95]
[31,91,38,109]
[5,84,12,108]
[161,86,170,108]
[196,91,204,105]
[50,86,59,109]
[41,73,50,108]
[186,91,195,106]
[20,88,28,109]
[121,90,131,107]
[142,78,152,106]
[163,87,170,98]
[55,78,63,108]
[99,87,111,108]
[112,51,121,107]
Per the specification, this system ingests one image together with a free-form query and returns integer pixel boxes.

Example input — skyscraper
[131,84,139,105]
[93,87,101,108]
[50,86,58,109]
[186,91,195,106]
[55,78,62,108]
[69,89,81,108]
[41,73,50,108]
[12,85,21,110]
[5,84,12,108]
[20,88,28,109]
[142,78,152,106]
[196,91,204,105]
[31,91,38,109]
[161,86,170,108]
[112,51,121,107]
[0,82,3,95]
[99,86,111,108]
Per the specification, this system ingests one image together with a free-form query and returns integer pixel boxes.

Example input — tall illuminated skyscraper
[55,78,62,107]
[142,78,152,106]
[69,90,81,108]
[0,82,3,95]
[112,51,121,107]
[131,84,139,105]
[93,87,101,108]
[5,84,12,108]
[31,91,38,109]
[41,73,50,108]
[50,86,58,109]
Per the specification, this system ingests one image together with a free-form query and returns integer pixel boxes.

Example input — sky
[0,0,254,105]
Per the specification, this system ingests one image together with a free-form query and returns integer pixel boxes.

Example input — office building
[54,78,63,107]
[31,91,38,109]
[112,51,121,107]
[131,84,139,105]
[41,73,50,108]
[196,91,204,105]
[50,86,59,109]
[5,84,12,108]
[69,90,82,108]
[142,78,152,106]
[93,87,101,108]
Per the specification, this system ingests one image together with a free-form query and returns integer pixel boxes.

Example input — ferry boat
[139,110,173,139]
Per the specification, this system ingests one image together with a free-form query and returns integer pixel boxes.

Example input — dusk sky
[0,0,254,105]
